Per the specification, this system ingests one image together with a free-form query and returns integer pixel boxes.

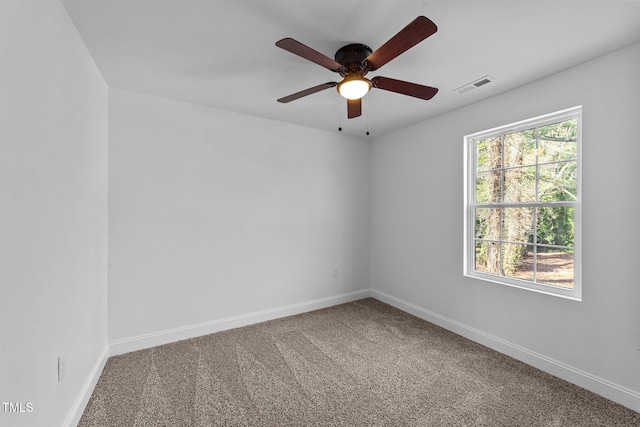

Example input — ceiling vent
[454,75,496,95]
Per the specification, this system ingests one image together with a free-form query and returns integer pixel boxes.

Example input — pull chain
[365,93,370,136]
[337,94,343,132]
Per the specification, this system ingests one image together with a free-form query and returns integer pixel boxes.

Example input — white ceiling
[61,0,640,139]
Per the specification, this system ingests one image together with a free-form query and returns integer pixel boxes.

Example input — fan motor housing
[335,44,372,75]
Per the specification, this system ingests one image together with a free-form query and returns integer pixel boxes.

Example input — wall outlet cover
[58,355,66,382]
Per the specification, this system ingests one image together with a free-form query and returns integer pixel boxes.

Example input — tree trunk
[485,136,502,274]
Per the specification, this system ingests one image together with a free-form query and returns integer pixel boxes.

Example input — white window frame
[463,106,582,300]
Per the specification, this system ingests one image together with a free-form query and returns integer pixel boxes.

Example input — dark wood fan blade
[277,82,337,103]
[364,16,437,71]
[276,38,345,72]
[371,76,438,100]
[347,98,362,119]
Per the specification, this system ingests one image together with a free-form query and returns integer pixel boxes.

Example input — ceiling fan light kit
[337,75,371,100]
[276,16,439,122]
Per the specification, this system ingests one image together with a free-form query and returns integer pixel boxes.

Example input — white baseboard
[371,289,640,414]
[110,289,371,356]
[61,344,109,427]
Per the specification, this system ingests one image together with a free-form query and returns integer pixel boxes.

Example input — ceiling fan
[276,16,439,119]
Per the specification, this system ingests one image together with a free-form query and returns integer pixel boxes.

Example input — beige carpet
[79,298,640,426]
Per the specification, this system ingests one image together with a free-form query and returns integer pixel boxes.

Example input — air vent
[454,75,496,95]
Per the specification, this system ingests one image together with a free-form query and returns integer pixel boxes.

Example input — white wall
[371,43,640,410]
[108,88,371,347]
[0,1,108,427]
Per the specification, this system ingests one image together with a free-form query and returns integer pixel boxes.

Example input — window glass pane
[503,207,534,244]
[475,208,500,240]
[502,243,534,281]
[538,119,578,163]
[475,170,501,203]
[503,167,536,203]
[538,161,577,202]
[536,207,574,247]
[535,249,574,289]
[475,240,500,275]
[476,137,502,172]
[504,129,536,168]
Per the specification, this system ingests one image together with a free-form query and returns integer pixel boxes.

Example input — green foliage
[537,206,574,248]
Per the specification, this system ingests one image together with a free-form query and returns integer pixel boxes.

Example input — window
[464,107,581,300]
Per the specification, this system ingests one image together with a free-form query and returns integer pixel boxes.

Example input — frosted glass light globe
[338,78,371,100]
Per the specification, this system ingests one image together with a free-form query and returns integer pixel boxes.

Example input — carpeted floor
[79,298,640,426]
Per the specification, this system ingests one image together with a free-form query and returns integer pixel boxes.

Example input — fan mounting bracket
[335,44,373,76]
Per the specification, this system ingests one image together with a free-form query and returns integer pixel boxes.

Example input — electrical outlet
[58,355,66,382]
[637,329,640,351]
[332,267,339,278]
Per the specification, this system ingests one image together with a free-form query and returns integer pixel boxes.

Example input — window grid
[464,106,581,300]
